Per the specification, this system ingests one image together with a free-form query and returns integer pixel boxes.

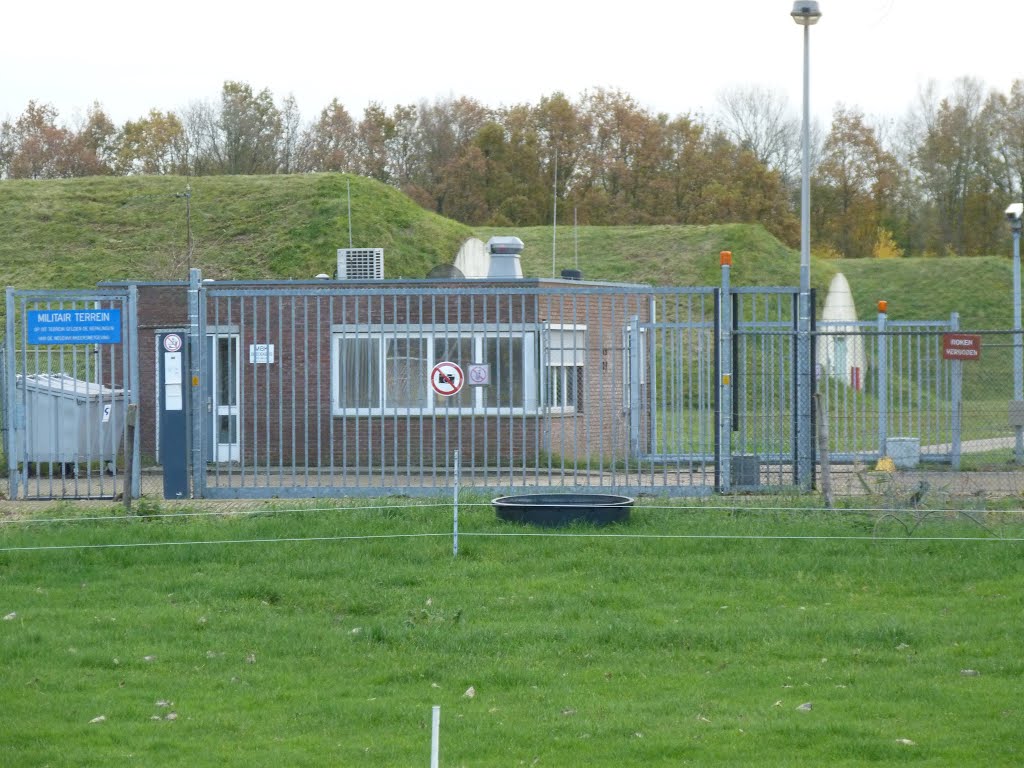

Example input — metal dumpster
[13,374,125,465]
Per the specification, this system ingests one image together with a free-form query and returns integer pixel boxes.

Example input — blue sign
[26,308,122,345]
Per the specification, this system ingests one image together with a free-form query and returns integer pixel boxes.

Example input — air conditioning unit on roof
[337,248,384,280]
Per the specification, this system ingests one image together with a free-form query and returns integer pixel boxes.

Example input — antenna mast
[347,178,354,248]
[551,149,558,278]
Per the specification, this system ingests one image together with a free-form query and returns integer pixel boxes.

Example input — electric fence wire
[1,528,1021,555]
[2,500,1020,527]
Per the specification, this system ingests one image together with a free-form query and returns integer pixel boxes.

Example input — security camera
[1007,202,1024,222]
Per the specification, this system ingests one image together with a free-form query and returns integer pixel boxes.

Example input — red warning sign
[430,361,464,396]
[942,333,981,361]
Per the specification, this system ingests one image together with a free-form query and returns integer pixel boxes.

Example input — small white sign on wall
[249,343,275,364]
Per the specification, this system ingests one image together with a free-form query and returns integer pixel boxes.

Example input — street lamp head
[1007,202,1024,221]
[791,1,822,25]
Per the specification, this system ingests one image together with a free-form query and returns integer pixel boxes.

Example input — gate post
[876,301,888,458]
[718,252,732,492]
[950,312,962,470]
[127,284,141,500]
[628,315,641,458]
[796,293,814,490]
[188,268,204,498]
[4,287,18,500]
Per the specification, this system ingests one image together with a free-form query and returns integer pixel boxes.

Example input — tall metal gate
[190,276,700,498]
[729,288,805,489]
[4,287,140,500]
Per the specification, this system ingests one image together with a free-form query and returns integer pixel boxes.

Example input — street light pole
[1008,202,1024,463]
[792,1,821,488]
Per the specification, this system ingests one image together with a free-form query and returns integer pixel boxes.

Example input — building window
[332,327,537,415]
[546,325,586,413]
[548,364,584,412]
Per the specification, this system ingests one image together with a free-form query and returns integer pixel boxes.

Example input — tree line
[2,78,1022,259]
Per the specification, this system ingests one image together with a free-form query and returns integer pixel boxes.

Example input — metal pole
[1013,226,1022,464]
[430,705,441,768]
[795,20,814,487]
[800,23,811,301]
[347,179,354,249]
[127,283,141,500]
[5,287,18,500]
[453,449,460,557]
[188,268,203,498]
[877,304,888,459]
[552,150,558,278]
[719,252,733,492]
[950,312,962,470]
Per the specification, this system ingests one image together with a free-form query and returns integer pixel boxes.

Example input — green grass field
[2,498,1022,767]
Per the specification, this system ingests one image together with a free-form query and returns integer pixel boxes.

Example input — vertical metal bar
[809,288,817,489]
[628,314,641,461]
[188,269,203,498]
[280,296,288,483]
[719,260,732,492]
[403,292,411,488]
[453,450,459,557]
[712,289,721,491]
[5,288,18,499]
[877,309,888,458]
[382,292,390,491]
[417,292,425,490]
[1014,226,1023,463]
[315,294,322,487]
[266,296,274,483]
[302,295,309,485]
[128,286,140,500]
[950,313,962,469]
[328,294,336,489]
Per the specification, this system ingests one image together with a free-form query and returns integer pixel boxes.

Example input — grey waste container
[13,374,125,464]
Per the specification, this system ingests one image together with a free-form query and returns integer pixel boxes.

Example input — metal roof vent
[486,236,524,278]
[337,248,384,280]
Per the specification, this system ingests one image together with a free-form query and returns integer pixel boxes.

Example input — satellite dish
[426,264,465,279]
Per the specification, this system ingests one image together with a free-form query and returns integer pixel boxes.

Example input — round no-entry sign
[430,361,464,397]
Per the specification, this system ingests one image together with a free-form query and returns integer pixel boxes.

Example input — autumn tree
[813,106,898,258]
[412,96,492,214]
[914,78,1002,256]
[296,99,358,173]
[66,102,117,176]
[114,109,187,175]
[356,102,395,182]
[217,81,283,174]
[1,101,74,178]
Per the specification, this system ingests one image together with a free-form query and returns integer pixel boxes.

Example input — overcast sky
[3,0,1020,129]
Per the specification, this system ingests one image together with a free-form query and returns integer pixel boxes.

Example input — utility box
[886,437,921,469]
[731,454,761,487]
[13,374,125,464]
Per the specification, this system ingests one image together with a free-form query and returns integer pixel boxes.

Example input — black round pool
[492,493,634,527]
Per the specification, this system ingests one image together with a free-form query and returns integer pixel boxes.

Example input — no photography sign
[430,361,464,397]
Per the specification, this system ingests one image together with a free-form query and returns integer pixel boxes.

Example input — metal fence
[4,287,140,500]
[8,271,1021,503]
[817,313,959,465]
